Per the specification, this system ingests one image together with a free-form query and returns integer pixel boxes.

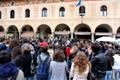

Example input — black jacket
[91,53,107,78]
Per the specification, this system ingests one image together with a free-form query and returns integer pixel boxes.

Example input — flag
[76,0,82,7]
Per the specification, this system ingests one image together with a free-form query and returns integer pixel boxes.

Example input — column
[34,32,36,39]
[51,32,54,38]
[5,31,7,39]
[71,32,73,40]
[19,32,21,39]
[112,33,116,39]
[91,33,94,42]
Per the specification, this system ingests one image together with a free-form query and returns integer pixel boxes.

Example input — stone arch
[55,23,70,39]
[7,25,19,39]
[74,23,91,40]
[95,24,112,39]
[37,24,51,41]
[21,25,34,38]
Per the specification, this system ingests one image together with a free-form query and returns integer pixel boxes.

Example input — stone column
[91,33,94,42]
[113,33,116,39]
[19,32,21,39]
[71,32,73,40]
[34,32,36,39]
[5,31,7,39]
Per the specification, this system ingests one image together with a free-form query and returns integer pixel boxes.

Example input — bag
[36,55,49,80]
[87,72,96,80]
[87,63,97,80]
[30,54,36,75]
[0,70,19,80]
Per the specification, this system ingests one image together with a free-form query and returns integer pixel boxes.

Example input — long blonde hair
[73,51,89,74]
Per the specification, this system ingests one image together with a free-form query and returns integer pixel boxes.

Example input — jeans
[113,69,120,80]
[24,76,34,80]
[105,70,112,80]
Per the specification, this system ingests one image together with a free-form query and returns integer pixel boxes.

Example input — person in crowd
[105,50,114,80]
[0,37,7,51]
[0,50,24,80]
[6,39,19,54]
[70,51,89,80]
[68,45,79,69]
[36,41,52,80]
[19,44,37,80]
[11,46,22,67]
[112,50,120,80]
[49,50,68,80]
[21,38,35,55]
[90,42,107,80]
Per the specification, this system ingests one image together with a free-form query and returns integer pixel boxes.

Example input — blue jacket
[0,62,18,78]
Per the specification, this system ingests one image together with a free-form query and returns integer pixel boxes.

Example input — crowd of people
[0,37,120,80]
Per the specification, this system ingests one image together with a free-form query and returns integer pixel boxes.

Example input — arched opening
[55,24,70,40]
[21,25,34,38]
[74,24,91,40]
[95,24,112,39]
[37,24,51,41]
[7,25,19,39]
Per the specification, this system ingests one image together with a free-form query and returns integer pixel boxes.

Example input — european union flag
[76,0,82,7]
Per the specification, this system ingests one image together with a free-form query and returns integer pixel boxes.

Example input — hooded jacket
[0,62,18,78]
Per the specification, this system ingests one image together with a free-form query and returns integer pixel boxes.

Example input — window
[10,10,15,18]
[79,6,85,16]
[0,11,1,19]
[11,1,15,6]
[59,7,65,17]
[25,9,30,18]
[100,5,107,16]
[42,8,47,17]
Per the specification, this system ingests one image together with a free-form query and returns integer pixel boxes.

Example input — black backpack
[0,70,19,80]
[36,56,49,80]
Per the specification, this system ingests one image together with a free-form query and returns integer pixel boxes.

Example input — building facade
[0,0,120,42]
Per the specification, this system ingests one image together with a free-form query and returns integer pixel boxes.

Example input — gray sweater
[49,61,68,80]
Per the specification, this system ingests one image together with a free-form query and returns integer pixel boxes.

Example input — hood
[0,62,18,78]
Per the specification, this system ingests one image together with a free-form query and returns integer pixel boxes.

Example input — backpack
[0,70,19,80]
[36,55,49,80]
[30,54,36,75]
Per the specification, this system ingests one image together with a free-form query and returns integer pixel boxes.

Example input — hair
[40,46,48,53]
[91,42,101,54]
[70,45,79,55]
[73,51,89,74]
[53,50,65,62]
[21,45,31,54]
[106,50,114,66]
[0,37,6,42]
[0,51,11,64]
[11,46,22,59]
[9,39,19,49]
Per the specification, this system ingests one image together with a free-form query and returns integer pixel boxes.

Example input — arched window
[11,1,15,6]
[42,8,47,17]
[25,9,30,18]
[10,10,15,18]
[0,11,1,19]
[79,6,85,16]
[59,7,65,17]
[100,5,107,16]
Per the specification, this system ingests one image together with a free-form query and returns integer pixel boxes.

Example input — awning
[0,32,5,37]
[95,32,112,36]
[21,32,34,37]
[74,32,91,35]
[54,31,70,35]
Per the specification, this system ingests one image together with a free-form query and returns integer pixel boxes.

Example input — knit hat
[39,42,48,47]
